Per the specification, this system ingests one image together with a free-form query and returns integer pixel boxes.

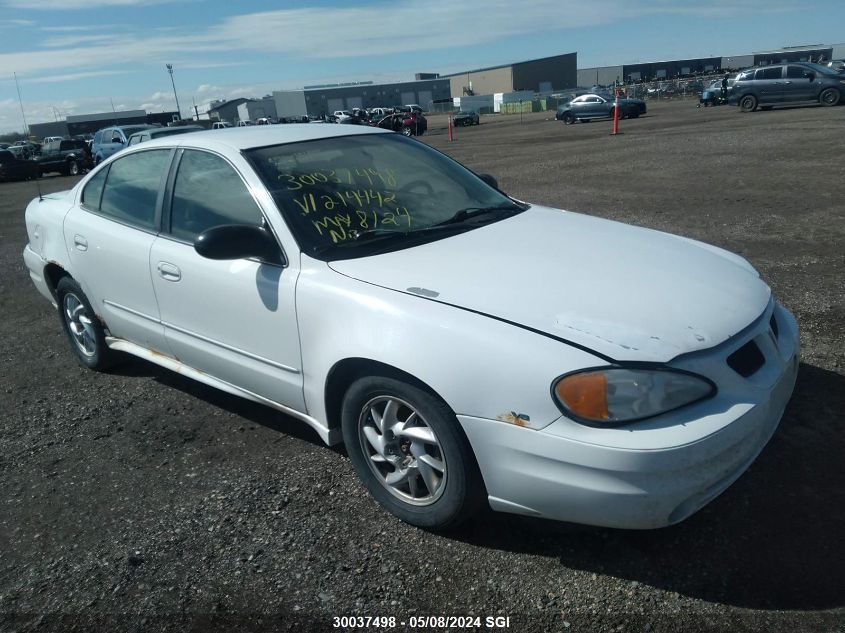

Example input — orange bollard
[448,115,453,141]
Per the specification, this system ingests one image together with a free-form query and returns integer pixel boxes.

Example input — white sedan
[22,125,799,530]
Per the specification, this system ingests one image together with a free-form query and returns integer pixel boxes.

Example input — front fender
[297,260,605,431]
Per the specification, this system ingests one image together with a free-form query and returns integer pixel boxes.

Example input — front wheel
[341,376,485,530]
[562,111,575,125]
[819,88,841,107]
[56,277,115,371]
[66,160,80,176]
[739,95,758,112]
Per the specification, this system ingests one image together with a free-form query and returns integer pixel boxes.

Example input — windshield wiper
[434,204,525,227]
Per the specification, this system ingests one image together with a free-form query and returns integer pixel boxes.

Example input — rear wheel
[819,88,840,107]
[56,277,115,371]
[401,126,413,136]
[341,376,485,530]
[739,94,758,112]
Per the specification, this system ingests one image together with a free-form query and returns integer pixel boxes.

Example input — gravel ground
[1,99,844,633]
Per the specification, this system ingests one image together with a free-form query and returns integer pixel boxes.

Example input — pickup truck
[36,139,90,177]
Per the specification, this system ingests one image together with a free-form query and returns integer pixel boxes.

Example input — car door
[754,66,785,104]
[63,148,173,353]
[783,65,817,102]
[583,96,606,118]
[149,148,305,411]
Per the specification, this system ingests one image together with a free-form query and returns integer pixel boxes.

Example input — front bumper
[459,301,799,529]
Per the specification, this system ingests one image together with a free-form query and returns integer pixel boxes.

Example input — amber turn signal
[555,372,609,421]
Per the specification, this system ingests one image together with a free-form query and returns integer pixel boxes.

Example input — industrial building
[442,52,577,97]
[273,78,451,120]
[29,109,178,140]
[577,44,845,88]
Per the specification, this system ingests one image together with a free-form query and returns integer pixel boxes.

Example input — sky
[0,0,842,134]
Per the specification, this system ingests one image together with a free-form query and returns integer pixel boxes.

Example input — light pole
[166,63,181,120]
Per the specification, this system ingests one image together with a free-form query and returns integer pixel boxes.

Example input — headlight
[552,368,715,425]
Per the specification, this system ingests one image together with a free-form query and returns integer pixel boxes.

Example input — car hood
[328,206,771,363]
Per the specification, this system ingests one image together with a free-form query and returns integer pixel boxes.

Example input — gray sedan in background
[555,93,647,124]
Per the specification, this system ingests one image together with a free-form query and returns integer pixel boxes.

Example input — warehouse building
[443,52,577,96]
[29,109,178,140]
[273,78,451,119]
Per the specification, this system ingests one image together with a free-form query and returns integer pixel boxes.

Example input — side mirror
[111,136,123,144]
[807,73,815,82]
[478,173,499,190]
[195,224,284,265]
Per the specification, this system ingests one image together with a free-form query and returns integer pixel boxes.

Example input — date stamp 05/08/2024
[330,615,513,630]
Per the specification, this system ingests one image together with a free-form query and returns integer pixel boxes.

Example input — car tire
[401,126,413,136]
[819,88,840,107]
[56,277,115,371]
[341,375,485,530]
[739,95,758,112]
[562,112,575,125]
[67,160,80,176]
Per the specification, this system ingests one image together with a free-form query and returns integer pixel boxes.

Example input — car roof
[127,123,392,153]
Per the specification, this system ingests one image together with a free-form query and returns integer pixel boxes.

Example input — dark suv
[729,62,844,112]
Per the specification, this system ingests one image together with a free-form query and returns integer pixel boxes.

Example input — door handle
[73,235,88,251]
[156,261,181,282]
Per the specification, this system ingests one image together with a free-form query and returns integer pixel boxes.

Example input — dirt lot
[1,99,844,633]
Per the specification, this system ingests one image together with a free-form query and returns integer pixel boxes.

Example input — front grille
[727,340,765,378]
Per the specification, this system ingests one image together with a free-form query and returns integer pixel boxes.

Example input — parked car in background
[730,62,843,112]
[237,120,254,127]
[92,125,157,164]
[22,125,799,531]
[126,125,204,147]
[36,138,90,176]
[333,110,352,122]
[453,110,480,126]
[256,117,272,125]
[372,112,427,136]
[0,148,39,182]
[42,136,64,144]
[212,121,233,130]
[405,104,424,114]
[555,93,647,124]
[6,144,37,160]
[826,60,844,73]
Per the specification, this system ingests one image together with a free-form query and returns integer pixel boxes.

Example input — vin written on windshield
[245,134,523,259]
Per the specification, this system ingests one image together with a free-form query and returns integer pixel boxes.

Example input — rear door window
[786,66,814,79]
[97,150,172,231]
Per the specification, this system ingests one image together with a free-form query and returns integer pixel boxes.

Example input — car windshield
[245,133,526,261]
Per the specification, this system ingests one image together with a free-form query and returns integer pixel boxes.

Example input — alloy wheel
[358,395,447,506]
[63,292,97,357]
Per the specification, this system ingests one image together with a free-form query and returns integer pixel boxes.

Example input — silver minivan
[730,62,843,112]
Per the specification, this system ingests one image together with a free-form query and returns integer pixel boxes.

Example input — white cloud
[26,70,127,83]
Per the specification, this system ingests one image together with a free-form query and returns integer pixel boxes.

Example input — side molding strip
[105,337,340,445]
